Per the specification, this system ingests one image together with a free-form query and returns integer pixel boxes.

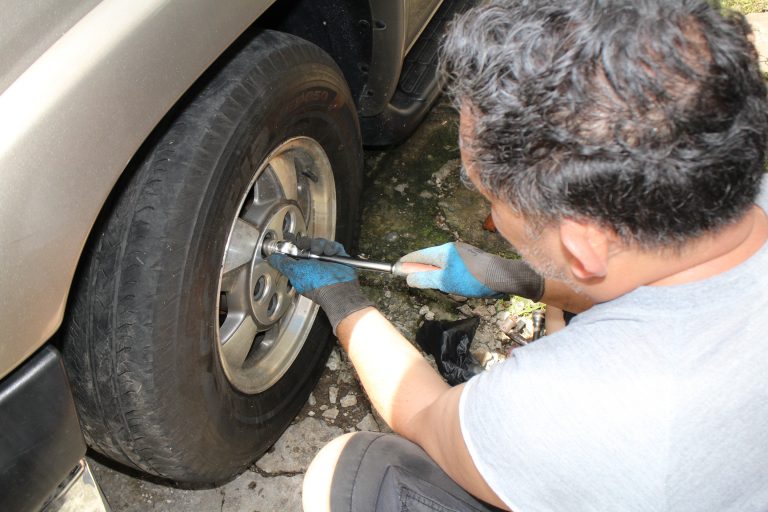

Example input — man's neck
[583,206,768,303]
[650,205,768,287]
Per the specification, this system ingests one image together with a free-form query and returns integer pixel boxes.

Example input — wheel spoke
[221,315,259,368]
[220,265,250,314]
[241,175,283,227]
[269,153,298,202]
[223,219,260,275]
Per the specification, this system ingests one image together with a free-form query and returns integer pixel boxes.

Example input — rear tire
[61,30,362,484]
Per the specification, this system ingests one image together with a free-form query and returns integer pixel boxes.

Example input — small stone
[432,160,457,183]
[394,183,408,193]
[425,311,435,321]
[495,310,511,323]
[473,348,493,366]
[355,413,381,432]
[308,411,315,416]
[384,290,392,299]
[308,393,316,406]
[449,294,468,302]
[474,305,495,318]
[326,349,341,371]
[458,304,474,316]
[419,190,434,199]
[418,305,430,316]
[484,352,502,369]
[320,405,328,411]
[340,394,358,408]
[337,371,355,384]
[322,407,339,420]
[329,386,338,404]
[385,231,399,242]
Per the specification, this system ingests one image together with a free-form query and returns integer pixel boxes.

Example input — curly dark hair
[441,0,768,248]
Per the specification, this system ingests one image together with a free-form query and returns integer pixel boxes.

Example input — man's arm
[336,307,510,510]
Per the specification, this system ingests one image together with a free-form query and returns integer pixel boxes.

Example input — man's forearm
[335,307,450,436]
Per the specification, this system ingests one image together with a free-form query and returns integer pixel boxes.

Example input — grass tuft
[721,0,768,14]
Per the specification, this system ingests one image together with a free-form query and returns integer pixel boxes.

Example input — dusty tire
[61,30,362,484]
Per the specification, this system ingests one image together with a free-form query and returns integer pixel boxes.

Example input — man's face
[459,107,574,285]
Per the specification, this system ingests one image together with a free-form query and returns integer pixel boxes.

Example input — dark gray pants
[329,432,505,512]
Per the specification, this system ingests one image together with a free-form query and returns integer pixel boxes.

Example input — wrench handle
[312,254,394,272]
[285,249,440,277]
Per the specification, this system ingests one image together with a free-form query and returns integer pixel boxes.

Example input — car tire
[61,30,362,484]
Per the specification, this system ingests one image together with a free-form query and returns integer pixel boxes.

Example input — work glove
[398,242,544,300]
[267,237,375,333]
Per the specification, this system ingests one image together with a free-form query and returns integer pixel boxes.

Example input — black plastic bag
[416,317,484,386]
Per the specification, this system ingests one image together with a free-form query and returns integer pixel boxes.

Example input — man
[268,0,768,510]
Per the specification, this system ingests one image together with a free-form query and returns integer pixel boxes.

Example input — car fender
[0,0,275,379]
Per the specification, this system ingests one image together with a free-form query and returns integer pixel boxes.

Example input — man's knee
[302,432,358,512]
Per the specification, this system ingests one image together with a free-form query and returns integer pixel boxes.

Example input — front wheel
[61,30,362,484]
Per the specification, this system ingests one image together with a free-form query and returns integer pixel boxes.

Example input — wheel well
[256,0,373,109]
[62,2,375,342]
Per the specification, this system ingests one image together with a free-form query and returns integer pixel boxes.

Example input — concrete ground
[748,12,768,72]
[89,100,534,511]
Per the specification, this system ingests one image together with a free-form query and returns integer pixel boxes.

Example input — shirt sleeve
[458,325,668,512]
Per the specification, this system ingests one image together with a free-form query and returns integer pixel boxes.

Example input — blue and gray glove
[397,242,544,300]
[267,237,374,332]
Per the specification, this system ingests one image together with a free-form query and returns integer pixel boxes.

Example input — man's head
[442,0,768,251]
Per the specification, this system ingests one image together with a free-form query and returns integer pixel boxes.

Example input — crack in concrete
[250,466,305,479]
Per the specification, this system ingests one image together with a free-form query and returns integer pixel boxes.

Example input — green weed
[500,295,545,317]
[722,0,768,14]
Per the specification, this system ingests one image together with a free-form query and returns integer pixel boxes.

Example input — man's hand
[398,242,544,300]
[267,238,374,332]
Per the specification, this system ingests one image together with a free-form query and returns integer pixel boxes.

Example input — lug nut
[262,239,280,257]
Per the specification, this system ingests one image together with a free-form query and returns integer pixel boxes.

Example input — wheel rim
[216,137,336,394]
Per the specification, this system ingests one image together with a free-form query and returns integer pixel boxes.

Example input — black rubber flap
[0,346,86,512]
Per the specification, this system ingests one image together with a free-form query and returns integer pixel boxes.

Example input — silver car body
[0,0,277,379]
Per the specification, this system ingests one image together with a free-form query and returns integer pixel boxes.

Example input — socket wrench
[263,240,439,277]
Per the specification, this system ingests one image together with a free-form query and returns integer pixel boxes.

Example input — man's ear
[558,219,611,279]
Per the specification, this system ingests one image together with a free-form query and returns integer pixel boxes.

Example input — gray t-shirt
[460,178,768,512]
